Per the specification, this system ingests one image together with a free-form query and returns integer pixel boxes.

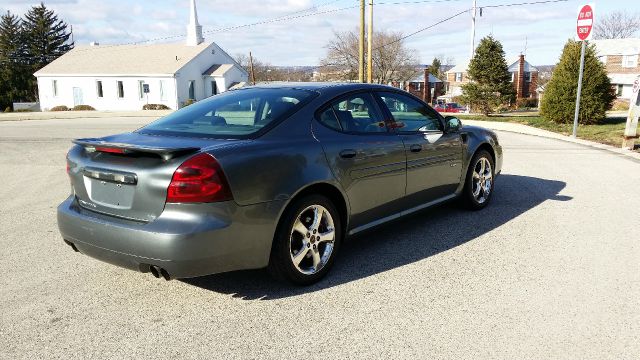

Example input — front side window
[455,72,463,82]
[138,80,145,99]
[117,81,124,98]
[623,54,638,68]
[139,88,315,138]
[52,80,58,97]
[524,72,532,82]
[188,80,195,100]
[317,93,386,133]
[96,80,103,98]
[377,92,443,132]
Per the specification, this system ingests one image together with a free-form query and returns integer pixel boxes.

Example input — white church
[34,0,248,111]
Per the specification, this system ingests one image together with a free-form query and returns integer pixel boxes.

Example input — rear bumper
[57,196,284,278]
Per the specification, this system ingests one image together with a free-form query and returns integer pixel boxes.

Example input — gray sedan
[58,83,502,285]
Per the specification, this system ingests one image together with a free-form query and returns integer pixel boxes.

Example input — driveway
[0,117,638,359]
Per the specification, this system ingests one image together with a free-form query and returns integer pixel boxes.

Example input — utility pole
[470,0,477,59]
[367,0,373,83]
[359,0,365,83]
[249,52,256,85]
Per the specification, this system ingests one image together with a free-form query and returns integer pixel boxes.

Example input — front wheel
[462,150,495,210]
[268,195,342,285]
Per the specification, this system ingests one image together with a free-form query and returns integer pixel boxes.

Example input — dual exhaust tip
[149,265,171,281]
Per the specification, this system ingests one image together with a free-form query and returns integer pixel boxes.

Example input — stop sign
[577,4,594,41]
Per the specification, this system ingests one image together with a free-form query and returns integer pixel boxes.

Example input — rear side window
[139,88,314,138]
[317,93,387,133]
[377,92,443,132]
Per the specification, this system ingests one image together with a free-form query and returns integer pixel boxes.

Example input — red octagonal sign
[577,4,594,41]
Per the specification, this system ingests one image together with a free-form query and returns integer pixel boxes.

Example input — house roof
[34,41,215,76]
[446,57,538,74]
[408,73,443,83]
[592,38,640,56]
[203,64,234,76]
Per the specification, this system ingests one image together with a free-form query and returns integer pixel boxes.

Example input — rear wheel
[462,150,495,210]
[268,195,342,285]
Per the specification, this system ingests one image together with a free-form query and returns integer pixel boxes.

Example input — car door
[375,91,463,207]
[313,91,406,229]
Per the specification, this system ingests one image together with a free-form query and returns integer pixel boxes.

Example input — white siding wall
[36,42,248,111]
[36,76,178,111]
[175,43,248,108]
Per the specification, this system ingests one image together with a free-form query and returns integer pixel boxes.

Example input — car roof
[243,82,399,93]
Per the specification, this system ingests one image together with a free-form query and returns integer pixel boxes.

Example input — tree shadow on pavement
[183,174,571,300]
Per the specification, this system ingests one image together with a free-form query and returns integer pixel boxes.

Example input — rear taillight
[166,153,232,203]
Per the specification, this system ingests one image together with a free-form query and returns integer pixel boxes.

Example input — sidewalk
[0,110,172,122]
[464,119,640,161]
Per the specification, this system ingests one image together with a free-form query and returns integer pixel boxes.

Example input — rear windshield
[138,88,315,138]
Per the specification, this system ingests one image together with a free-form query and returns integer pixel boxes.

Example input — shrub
[183,99,196,108]
[50,105,69,111]
[14,108,33,112]
[4,106,11,113]
[516,98,538,109]
[142,104,171,110]
[540,40,615,125]
[611,99,630,112]
[72,105,96,111]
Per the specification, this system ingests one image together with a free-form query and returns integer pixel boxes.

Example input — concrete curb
[464,120,640,161]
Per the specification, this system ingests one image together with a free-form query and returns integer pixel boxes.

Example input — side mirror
[445,116,462,133]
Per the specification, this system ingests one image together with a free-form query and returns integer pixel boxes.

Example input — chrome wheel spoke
[292,219,309,237]
[310,206,323,231]
[317,228,335,243]
[292,247,309,266]
[311,249,322,269]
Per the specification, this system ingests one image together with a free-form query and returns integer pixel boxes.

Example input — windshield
[138,88,315,138]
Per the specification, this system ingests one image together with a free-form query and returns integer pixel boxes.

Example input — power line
[373,0,569,51]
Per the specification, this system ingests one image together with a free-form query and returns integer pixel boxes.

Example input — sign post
[622,75,640,149]
[573,4,594,138]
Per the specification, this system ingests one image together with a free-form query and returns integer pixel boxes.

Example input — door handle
[409,144,422,153]
[339,149,357,159]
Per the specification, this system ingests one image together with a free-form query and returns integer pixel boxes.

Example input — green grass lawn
[457,113,632,148]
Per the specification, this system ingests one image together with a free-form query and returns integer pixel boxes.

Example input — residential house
[34,0,248,111]
[444,55,539,101]
[592,38,640,99]
[404,68,444,104]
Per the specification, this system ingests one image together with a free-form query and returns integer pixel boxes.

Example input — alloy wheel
[289,204,335,275]
[471,157,493,204]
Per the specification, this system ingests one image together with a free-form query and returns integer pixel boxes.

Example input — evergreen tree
[22,2,73,100]
[540,40,615,124]
[0,11,29,110]
[430,57,442,79]
[460,35,515,115]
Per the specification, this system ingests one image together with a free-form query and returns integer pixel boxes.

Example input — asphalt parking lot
[1,116,639,359]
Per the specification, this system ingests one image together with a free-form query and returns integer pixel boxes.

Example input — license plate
[87,178,135,209]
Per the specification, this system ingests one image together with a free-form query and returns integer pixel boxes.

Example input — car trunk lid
[67,132,238,222]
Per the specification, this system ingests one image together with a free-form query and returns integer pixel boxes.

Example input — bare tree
[234,54,312,83]
[593,11,640,39]
[319,29,420,84]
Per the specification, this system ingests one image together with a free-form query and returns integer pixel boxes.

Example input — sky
[1,0,639,66]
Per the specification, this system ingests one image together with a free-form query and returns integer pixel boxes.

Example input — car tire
[268,194,342,285]
[462,150,495,210]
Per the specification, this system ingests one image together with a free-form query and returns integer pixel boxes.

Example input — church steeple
[186,0,204,46]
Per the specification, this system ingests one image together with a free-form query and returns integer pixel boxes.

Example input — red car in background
[434,102,466,113]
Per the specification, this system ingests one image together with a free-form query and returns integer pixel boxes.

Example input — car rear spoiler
[72,138,200,161]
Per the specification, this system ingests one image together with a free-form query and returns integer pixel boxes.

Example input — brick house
[592,38,640,99]
[390,68,444,104]
[444,55,539,101]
